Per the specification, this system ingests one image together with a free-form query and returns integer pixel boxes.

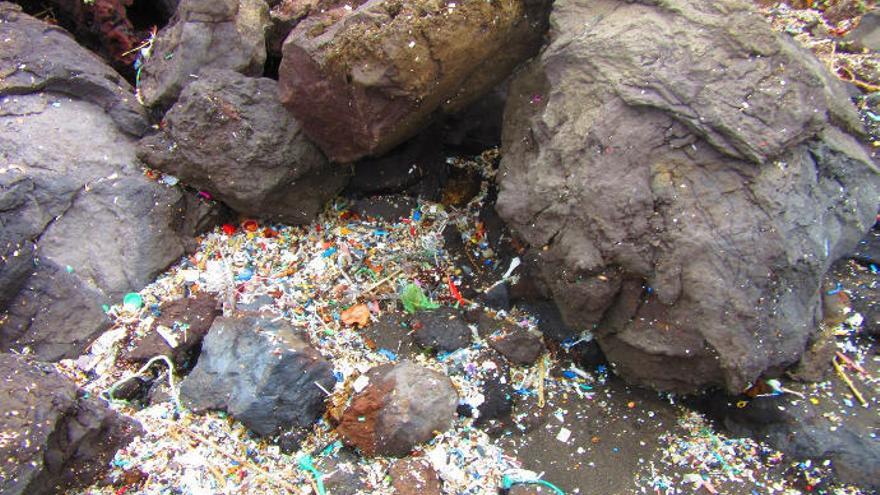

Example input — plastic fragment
[400,283,440,313]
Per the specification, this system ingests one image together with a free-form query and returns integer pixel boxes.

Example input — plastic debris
[400,283,440,313]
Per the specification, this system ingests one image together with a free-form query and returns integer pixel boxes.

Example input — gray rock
[496,0,880,393]
[180,316,335,436]
[0,92,196,360]
[138,69,347,223]
[278,0,552,162]
[844,9,880,51]
[0,2,147,136]
[0,354,140,495]
[138,0,270,110]
[337,361,458,457]
[714,395,880,490]
[411,307,473,353]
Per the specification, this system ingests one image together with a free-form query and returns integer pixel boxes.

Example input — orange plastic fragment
[341,304,371,328]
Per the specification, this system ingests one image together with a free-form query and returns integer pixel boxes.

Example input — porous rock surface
[496,0,880,393]
[0,5,210,361]
[337,361,458,457]
[0,354,140,495]
[278,0,551,162]
[180,316,336,436]
[137,0,270,109]
[138,69,348,223]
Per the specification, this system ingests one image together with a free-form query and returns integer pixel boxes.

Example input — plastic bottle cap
[123,293,144,310]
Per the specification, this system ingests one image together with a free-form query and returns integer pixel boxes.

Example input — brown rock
[0,354,141,495]
[390,458,442,495]
[496,0,880,394]
[277,0,551,162]
[122,292,219,368]
[337,361,458,457]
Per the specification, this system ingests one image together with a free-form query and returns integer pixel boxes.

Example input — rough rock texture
[138,0,270,109]
[138,70,348,223]
[0,5,213,361]
[496,0,880,393]
[0,2,147,136]
[411,308,473,353]
[389,458,443,495]
[180,316,335,436]
[712,395,880,490]
[844,9,880,51]
[485,323,545,366]
[337,361,458,457]
[121,292,219,368]
[0,96,200,360]
[278,0,551,162]
[0,354,140,495]
[265,0,359,56]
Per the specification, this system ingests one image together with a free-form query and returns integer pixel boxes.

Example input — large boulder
[137,0,270,110]
[138,69,348,223]
[180,316,336,436]
[0,354,140,495]
[0,2,147,136]
[337,361,458,457]
[277,0,552,162]
[0,4,212,361]
[496,0,880,393]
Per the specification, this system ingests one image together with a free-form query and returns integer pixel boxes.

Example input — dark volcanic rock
[411,307,473,353]
[481,282,511,311]
[496,0,880,393]
[0,2,147,136]
[179,316,335,436]
[390,458,443,495]
[485,323,545,366]
[138,69,347,223]
[278,0,552,162]
[137,0,270,109]
[713,395,880,490]
[848,226,880,268]
[121,292,219,368]
[844,9,880,51]
[0,94,196,361]
[110,376,152,403]
[337,361,457,457]
[0,5,206,361]
[358,313,419,361]
[345,131,448,201]
[0,354,140,495]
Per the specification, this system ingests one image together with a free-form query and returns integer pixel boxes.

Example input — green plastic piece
[297,455,326,495]
[123,292,144,310]
[501,475,565,495]
[400,283,440,313]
